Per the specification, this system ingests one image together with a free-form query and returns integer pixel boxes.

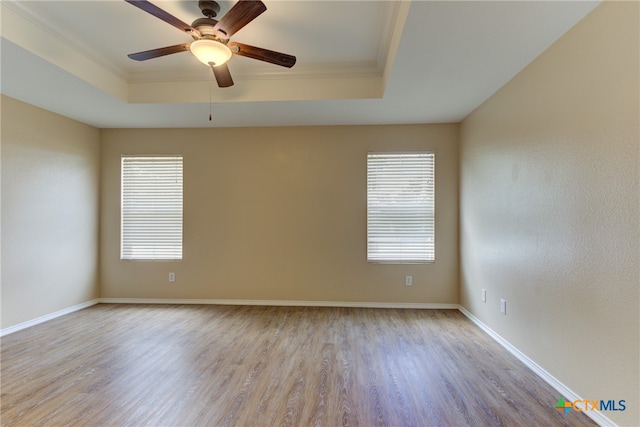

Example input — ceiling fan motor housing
[198,0,220,18]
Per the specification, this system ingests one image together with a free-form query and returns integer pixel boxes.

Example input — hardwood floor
[1,304,595,426]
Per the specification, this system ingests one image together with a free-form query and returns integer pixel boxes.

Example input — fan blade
[229,42,296,68]
[214,0,267,39]
[125,0,197,35]
[212,64,234,87]
[128,43,191,61]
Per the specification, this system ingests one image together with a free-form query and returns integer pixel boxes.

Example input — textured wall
[100,124,459,304]
[1,96,100,329]
[459,2,639,425]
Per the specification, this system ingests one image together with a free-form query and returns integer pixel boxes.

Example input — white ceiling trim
[3,0,128,78]
[380,1,410,91]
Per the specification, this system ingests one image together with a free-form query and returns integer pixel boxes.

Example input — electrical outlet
[405,276,413,286]
[481,289,486,303]
[500,298,506,315]
[169,272,175,283]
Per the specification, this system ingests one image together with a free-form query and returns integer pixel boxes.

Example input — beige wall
[100,124,459,304]
[459,2,639,426]
[1,96,100,329]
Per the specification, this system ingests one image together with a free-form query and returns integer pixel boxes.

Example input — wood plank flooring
[1,304,596,426]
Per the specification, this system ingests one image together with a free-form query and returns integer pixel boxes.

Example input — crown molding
[2,0,127,80]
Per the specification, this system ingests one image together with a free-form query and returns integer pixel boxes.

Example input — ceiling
[1,0,600,128]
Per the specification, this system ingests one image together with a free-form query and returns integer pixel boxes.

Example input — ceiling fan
[125,0,297,88]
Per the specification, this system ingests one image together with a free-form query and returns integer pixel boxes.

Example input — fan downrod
[198,0,221,18]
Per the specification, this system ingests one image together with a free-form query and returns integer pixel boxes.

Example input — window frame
[366,151,435,264]
[120,154,184,261]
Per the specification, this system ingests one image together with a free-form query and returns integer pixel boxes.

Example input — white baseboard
[458,306,616,427]
[98,297,459,310]
[0,299,99,337]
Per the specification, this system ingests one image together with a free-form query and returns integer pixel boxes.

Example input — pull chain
[209,81,213,122]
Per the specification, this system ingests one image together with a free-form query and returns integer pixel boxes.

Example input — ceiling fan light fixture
[190,39,232,67]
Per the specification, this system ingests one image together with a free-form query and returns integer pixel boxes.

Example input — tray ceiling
[1,1,600,127]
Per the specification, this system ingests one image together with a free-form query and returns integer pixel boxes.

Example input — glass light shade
[190,39,232,66]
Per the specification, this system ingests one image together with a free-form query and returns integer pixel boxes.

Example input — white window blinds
[367,152,435,263]
[121,155,183,260]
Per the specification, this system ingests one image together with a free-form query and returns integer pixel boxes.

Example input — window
[121,155,183,260]
[367,152,435,263]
